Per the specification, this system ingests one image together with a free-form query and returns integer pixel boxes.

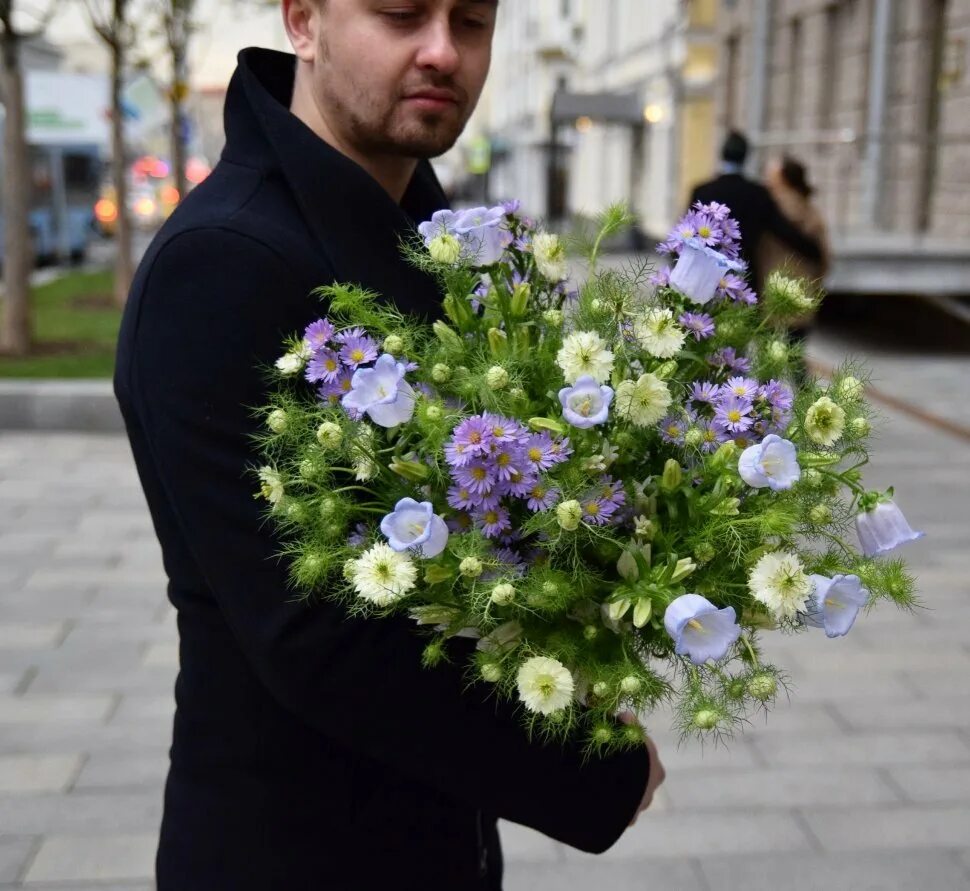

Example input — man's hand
[618,711,666,825]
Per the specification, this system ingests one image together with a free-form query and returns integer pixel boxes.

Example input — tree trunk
[0,30,31,356]
[111,35,133,308]
[170,42,188,203]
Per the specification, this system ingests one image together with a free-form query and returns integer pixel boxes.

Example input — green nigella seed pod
[747,673,778,702]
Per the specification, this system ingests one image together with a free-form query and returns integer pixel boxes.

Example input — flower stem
[740,634,760,668]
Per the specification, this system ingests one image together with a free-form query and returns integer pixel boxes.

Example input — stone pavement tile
[24,665,174,697]
[0,792,162,834]
[561,811,813,861]
[664,766,901,810]
[0,836,39,882]
[887,765,970,804]
[110,696,174,724]
[696,850,970,891]
[832,695,970,731]
[777,647,970,675]
[498,822,562,863]
[641,735,761,772]
[74,754,168,791]
[7,885,154,891]
[800,804,970,851]
[141,644,177,669]
[504,859,705,891]
[0,756,83,794]
[0,592,94,624]
[779,671,912,704]
[0,677,22,696]
[24,833,156,884]
[18,572,114,595]
[0,623,68,650]
[0,534,59,559]
[752,729,970,767]
[0,718,171,757]
[0,696,114,725]
[60,622,174,649]
[903,670,970,698]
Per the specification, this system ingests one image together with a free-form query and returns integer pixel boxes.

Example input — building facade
[718,0,970,293]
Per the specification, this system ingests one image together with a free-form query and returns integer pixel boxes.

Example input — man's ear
[282,0,320,63]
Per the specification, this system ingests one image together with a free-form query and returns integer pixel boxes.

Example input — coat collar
[221,47,447,319]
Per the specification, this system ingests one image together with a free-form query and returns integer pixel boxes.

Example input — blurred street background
[0,0,968,888]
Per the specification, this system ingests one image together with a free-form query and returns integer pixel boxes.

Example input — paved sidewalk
[0,342,968,888]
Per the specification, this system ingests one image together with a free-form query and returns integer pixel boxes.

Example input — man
[114,2,663,888]
[690,130,824,293]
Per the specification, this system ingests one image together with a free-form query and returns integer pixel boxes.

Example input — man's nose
[415,20,461,74]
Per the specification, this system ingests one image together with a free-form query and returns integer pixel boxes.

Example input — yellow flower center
[471,467,487,481]
[528,447,543,462]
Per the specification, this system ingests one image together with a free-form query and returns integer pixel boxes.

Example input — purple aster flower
[709,347,752,374]
[524,433,558,472]
[691,212,723,247]
[694,200,732,222]
[493,547,526,576]
[505,468,538,498]
[317,370,354,405]
[501,199,521,215]
[338,334,379,370]
[334,326,367,346]
[581,478,626,526]
[714,394,755,433]
[694,418,721,453]
[690,380,721,405]
[527,482,559,512]
[447,485,477,512]
[660,414,688,444]
[717,272,757,305]
[477,505,512,539]
[347,523,369,549]
[490,444,524,482]
[447,512,474,534]
[483,413,526,446]
[448,416,492,465]
[680,311,716,340]
[306,349,342,384]
[454,460,497,496]
[760,379,794,412]
[304,318,335,351]
[724,376,761,400]
[650,267,672,288]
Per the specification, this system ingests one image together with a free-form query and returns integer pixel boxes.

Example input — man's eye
[463,17,488,29]
[382,10,420,23]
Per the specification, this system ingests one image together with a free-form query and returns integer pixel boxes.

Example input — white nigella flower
[516,655,575,715]
[738,435,801,491]
[257,466,285,506]
[804,396,846,447]
[350,542,418,606]
[556,331,614,384]
[275,342,312,376]
[614,373,672,427]
[532,232,568,282]
[633,308,687,359]
[748,550,813,621]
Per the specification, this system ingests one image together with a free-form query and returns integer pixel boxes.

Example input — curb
[0,380,123,432]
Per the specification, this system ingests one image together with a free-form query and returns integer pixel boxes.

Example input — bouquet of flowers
[255,200,922,754]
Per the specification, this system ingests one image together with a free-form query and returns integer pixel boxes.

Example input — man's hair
[721,130,749,165]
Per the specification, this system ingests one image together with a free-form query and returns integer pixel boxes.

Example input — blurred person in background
[761,154,831,346]
[690,130,824,295]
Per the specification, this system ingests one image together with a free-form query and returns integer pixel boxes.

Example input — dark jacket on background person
[113,48,649,891]
[690,172,824,293]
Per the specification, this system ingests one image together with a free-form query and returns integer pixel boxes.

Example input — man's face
[308,0,497,159]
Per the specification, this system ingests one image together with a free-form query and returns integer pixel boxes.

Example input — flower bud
[285,501,307,523]
[592,681,610,698]
[801,468,823,488]
[767,340,789,363]
[389,458,430,482]
[850,417,871,437]
[711,441,738,469]
[621,721,646,745]
[459,556,484,579]
[487,327,508,357]
[692,708,721,730]
[316,421,343,449]
[510,282,531,317]
[509,387,526,401]
[542,309,563,328]
[808,503,832,525]
[480,663,502,683]
[423,404,443,422]
[746,673,778,702]
[694,542,716,564]
[583,624,599,641]
[620,675,641,695]
[634,515,656,540]
[490,582,516,605]
[267,409,288,433]
[592,724,613,745]
[299,458,318,481]
[485,365,509,390]
[433,320,463,349]
[671,557,697,583]
[529,417,567,435]
[684,427,704,448]
[661,458,683,492]
[429,234,462,265]
[835,376,864,402]
[342,559,358,582]
[431,363,452,383]
[725,678,747,700]
[382,334,405,356]
[556,499,583,531]
[590,298,606,316]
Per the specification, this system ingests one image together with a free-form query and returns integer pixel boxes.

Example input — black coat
[690,172,822,292]
[114,48,648,891]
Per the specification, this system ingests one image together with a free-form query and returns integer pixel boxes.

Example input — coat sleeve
[124,227,649,854]
[761,187,823,261]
